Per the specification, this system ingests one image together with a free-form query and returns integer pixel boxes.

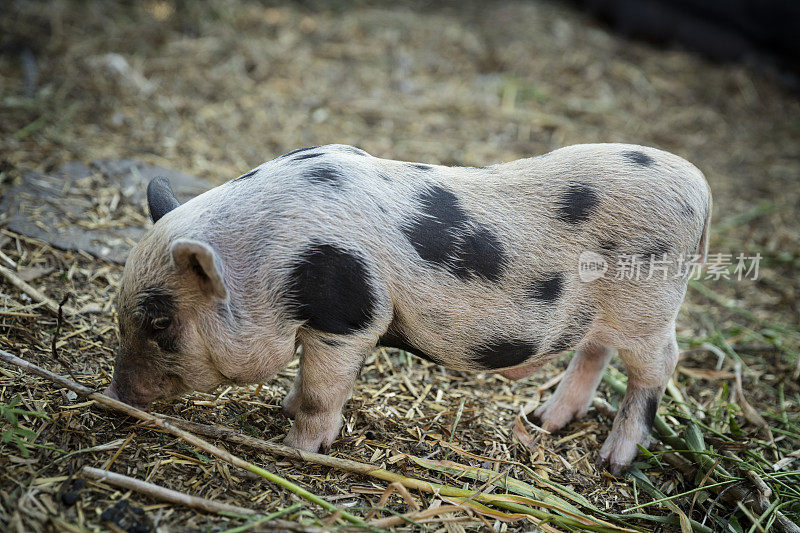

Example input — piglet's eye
[152,316,171,330]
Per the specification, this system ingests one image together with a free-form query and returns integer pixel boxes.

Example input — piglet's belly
[498,359,549,381]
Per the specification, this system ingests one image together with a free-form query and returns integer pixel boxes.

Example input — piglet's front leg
[281,371,303,419]
[283,334,368,453]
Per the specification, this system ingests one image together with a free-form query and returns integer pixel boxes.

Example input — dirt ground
[1,1,799,531]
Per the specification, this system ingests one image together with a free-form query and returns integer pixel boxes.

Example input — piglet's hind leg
[599,332,678,475]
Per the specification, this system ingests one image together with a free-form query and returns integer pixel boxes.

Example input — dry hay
[1,1,799,531]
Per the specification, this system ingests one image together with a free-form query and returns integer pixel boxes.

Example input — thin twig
[0,249,16,268]
[443,397,466,461]
[50,293,78,382]
[0,264,78,316]
[82,466,259,516]
[158,413,388,476]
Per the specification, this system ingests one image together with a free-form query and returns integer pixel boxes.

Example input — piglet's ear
[171,239,228,300]
[147,177,180,223]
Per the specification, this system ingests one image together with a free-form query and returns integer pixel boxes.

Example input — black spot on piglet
[640,238,671,260]
[136,288,176,325]
[233,168,259,182]
[473,339,539,369]
[451,226,506,282]
[556,184,599,224]
[277,146,320,159]
[643,391,660,431]
[378,329,441,364]
[293,152,323,161]
[404,186,467,269]
[307,166,343,184]
[287,242,376,335]
[622,150,655,167]
[403,185,507,281]
[527,273,563,301]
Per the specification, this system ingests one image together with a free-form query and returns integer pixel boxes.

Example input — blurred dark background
[575,0,800,76]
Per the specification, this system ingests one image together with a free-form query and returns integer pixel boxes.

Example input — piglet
[106,143,711,474]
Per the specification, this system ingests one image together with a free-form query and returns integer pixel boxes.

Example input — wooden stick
[159,413,382,476]
[0,264,78,316]
[0,249,16,268]
[83,466,259,516]
[0,349,369,529]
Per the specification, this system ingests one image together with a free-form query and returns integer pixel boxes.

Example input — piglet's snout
[103,382,151,412]
[103,383,120,401]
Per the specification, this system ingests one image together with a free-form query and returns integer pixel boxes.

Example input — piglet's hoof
[598,424,652,476]
[595,454,630,477]
[532,401,576,433]
[284,423,340,454]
